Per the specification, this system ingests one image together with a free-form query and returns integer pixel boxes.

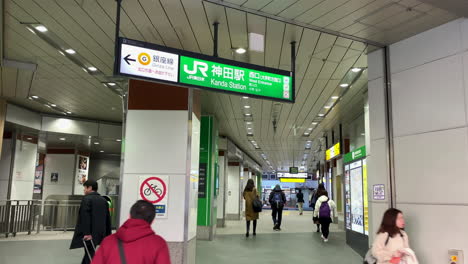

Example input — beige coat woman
[243,188,259,221]
[371,231,410,264]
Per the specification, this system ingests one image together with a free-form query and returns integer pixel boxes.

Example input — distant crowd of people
[70,179,418,264]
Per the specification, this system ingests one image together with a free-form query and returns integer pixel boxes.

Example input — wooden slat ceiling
[2,0,459,170]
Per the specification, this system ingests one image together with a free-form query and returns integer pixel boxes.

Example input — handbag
[252,197,263,212]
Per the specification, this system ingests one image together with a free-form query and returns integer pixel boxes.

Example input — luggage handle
[83,238,97,262]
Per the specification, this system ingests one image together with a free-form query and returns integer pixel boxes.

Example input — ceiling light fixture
[35,25,48,32]
[324,106,331,109]
[340,83,349,88]
[318,114,325,117]
[94,142,100,145]
[244,105,251,109]
[65,49,76,54]
[59,138,66,141]
[88,66,97,72]
[332,96,339,100]
[116,139,122,142]
[243,96,249,99]
[312,122,318,125]
[32,95,39,99]
[27,27,36,34]
[100,150,105,153]
[58,50,65,56]
[27,137,33,140]
[66,111,72,114]
[107,82,116,86]
[244,113,252,117]
[235,48,246,54]
[50,104,56,107]
[352,68,362,73]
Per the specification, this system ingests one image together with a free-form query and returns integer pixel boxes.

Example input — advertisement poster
[51,173,58,183]
[373,184,385,200]
[77,156,89,184]
[350,163,364,234]
[33,154,45,194]
[344,166,351,230]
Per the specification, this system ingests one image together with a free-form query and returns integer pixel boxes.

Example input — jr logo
[184,60,208,77]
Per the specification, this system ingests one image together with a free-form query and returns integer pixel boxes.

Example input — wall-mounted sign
[373,184,385,200]
[279,178,306,183]
[326,143,341,161]
[277,172,307,178]
[138,175,169,218]
[198,163,207,198]
[289,167,298,174]
[117,38,294,103]
[344,146,367,163]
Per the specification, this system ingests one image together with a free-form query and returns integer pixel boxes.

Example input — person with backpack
[92,200,171,264]
[296,189,304,215]
[243,179,259,237]
[313,190,336,242]
[310,184,326,232]
[268,184,286,231]
[366,208,417,264]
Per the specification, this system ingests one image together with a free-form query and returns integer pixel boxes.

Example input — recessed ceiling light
[332,96,339,100]
[32,95,39,99]
[94,142,100,145]
[304,133,310,136]
[58,50,65,56]
[59,138,66,141]
[246,122,252,125]
[50,104,56,107]
[107,82,116,86]
[312,122,318,125]
[88,66,97,72]
[248,127,252,130]
[235,48,246,54]
[66,111,72,114]
[361,133,365,136]
[324,106,331,109]
[27,137,32,140]
[45,104,51,108]
[307,128,313,130]
[352,68,362,73]
[243,96,249,99]
[65,49,76,54]
[116,139,122,142]
[35,25,48,32]
[27,27,36,34]
[244,105,251,109]
[100,150,104,153]
[245,113,252,116]
[318,114,325,117]
[340,83,349,88]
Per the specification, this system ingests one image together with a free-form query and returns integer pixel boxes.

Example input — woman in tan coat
[371,208,411,264]
[243,179,259,237]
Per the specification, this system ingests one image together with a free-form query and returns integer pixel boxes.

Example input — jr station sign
[116,38,294,103]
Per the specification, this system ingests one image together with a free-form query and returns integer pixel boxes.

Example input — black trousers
[271,207,283,227]
[319,217,332,238]
[81,240,95,264]
[246,220,257,233]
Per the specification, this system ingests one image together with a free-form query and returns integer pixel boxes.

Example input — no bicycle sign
[139,175,169,218]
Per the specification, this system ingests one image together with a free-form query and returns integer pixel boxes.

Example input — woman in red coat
[92,200,171,264]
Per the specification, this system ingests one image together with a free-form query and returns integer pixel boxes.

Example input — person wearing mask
[70,180,111,264]
[370,208,416,264]
[92,200,171,264]
[296,189,304,215]
[243,179,259,237]
[268,184,286,231]
[311,183,326,232]
[313,190,336,242]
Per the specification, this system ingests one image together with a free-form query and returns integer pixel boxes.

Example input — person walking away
[296,189,304,215]
[70,180,111,264]
[370,208,417,264]
[313,190,336,242]
[243,179,259,237]
[92,200,171,264]
[269,184,286,231]
[311,183,326,232]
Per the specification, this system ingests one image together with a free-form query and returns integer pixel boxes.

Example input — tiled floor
[0,211,363,263]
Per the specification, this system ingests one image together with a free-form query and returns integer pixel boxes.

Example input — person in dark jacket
[92,200,171,264]
[296,189,304,215]
[268,184,286,231]
[70,180,111,264]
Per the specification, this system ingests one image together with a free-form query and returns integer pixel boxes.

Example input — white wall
[368,18,468,264]
[226,165,240,216]
[217,155,226,220]
[10,140,37,200]
[0,139,12,200]
[42,154,75,198]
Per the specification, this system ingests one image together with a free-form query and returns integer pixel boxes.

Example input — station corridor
[0,211,362,264]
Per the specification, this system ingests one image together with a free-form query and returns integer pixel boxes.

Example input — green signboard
[344,146,367,163]
[179,56,292,101]
[117,38,294,103]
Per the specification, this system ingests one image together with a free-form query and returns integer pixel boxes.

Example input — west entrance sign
[116,38,294,103]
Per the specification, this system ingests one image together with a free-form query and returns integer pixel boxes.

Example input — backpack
[363,234,390,264]
[272,192,284,208]
[252,198,263,212]
[319,199,331,218]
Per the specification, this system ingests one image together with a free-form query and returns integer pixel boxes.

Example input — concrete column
[216,151,227,227]
[120,80,201,264]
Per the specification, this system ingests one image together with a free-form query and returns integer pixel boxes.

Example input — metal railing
[0,200,39,237]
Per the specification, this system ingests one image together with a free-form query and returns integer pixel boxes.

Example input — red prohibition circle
[139,177,167,204]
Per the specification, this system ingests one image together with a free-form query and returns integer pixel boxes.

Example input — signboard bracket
[213,22,219,58]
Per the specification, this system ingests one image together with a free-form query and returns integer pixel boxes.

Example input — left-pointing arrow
[124,54,136,65]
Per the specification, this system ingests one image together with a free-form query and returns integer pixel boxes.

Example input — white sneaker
[321,235,325,240]
[324,238,328,242]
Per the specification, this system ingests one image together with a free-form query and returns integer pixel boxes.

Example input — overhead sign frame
[116,37,295,103]
[326,143,341,161]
